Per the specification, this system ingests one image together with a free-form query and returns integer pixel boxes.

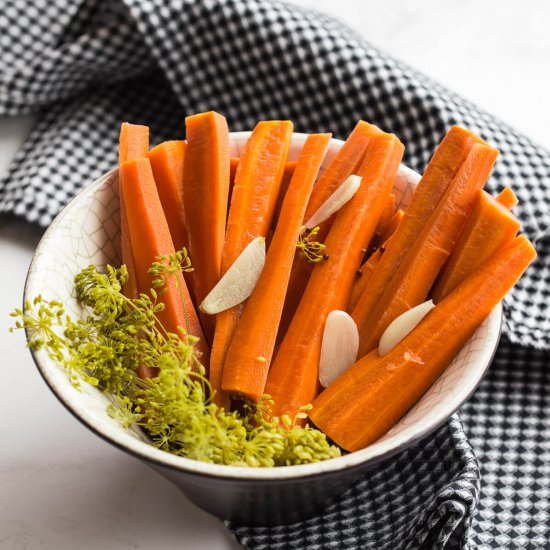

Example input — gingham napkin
[1,1,549,548]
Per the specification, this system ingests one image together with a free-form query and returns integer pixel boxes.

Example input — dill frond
[11,255,341,467]
[296,226,327,263]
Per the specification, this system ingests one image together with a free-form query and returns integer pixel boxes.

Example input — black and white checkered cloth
[1,1,548,548]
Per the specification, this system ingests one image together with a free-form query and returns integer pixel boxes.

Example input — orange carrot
[305,120,374,218]
[431,190,520,301]
[349,127,482,337]
[148,140,188,253]
[147,140,197,319]
[348,209,403,313]
[119,208,139,299]
[118,123,149,299]
[182,112,230,345]
[350,127,486,353]
[496,186,518,209]
[348,248,384,313]
[119,158,210,364]
[135,364,158,380]
[265,128,404,421]
[230,157,240,184]
[355,142,499,356]
[283,160,298,183]
[209,121,293,408]
[222,134,331,401]
[229,157,240,205]
[273,160,298,225]
[372,193,395,244]
[310,235,536,451]
[276,252,315,345]
[119,122,149,165]
[277,121,374,342]
[376,207,403,245]
[119,123,150,378]
[348,206,402,313]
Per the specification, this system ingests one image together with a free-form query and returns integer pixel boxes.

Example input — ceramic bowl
[25,132,501,526]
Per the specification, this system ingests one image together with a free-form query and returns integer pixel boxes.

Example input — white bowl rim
[25,132,502,482]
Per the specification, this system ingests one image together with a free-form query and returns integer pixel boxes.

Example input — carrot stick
[350,127,487,351]
[372,193,395,244]
[496,186,518,209]
[119,122,149,165]
[119,208,139,298]
[118,123,149,299]
[276,252,315,345]
[119,158,210,365]
[265,128,404,421]
[228,157,240,208]
[348,248,384,313]
[182,112,230,345]
[119,123,150,378]
[283,161,298,183]
[148,140,188,253]
[277,121,374,342]
[348,208,403,313]
[310,234,536,451]
[230,157,240,184]
[375,207,403,246]
[431,190,520,301]
[349,127,483,342]
[351,251,381,308]
[355,142,499,356]
[222,134,331,401]
[305,120,374,218]
[348,206,402,313]
[209,121,293,408]
[273,160,298,226]
[147,140,198,318]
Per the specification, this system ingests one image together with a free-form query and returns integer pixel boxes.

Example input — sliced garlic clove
[378,300,435,356]
[303,174,361,229]
[200,237,266,315]
[319,310,359,388]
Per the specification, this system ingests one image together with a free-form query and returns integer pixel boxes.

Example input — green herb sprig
[296,226,327,263]
[11,255,340,467]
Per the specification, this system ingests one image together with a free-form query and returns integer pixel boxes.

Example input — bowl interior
[25,133,501,480]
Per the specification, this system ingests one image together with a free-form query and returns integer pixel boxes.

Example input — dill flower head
[12,255,341,467]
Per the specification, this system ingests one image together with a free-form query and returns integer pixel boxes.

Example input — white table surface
[1,1,549,548]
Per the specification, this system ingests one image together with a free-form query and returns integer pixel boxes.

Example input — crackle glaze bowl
[24,132,501,526]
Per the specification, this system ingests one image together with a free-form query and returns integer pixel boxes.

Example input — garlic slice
[319,310,359,388]
[378,300,435,356]
[200,237,266,314]
[303,174,361,229]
